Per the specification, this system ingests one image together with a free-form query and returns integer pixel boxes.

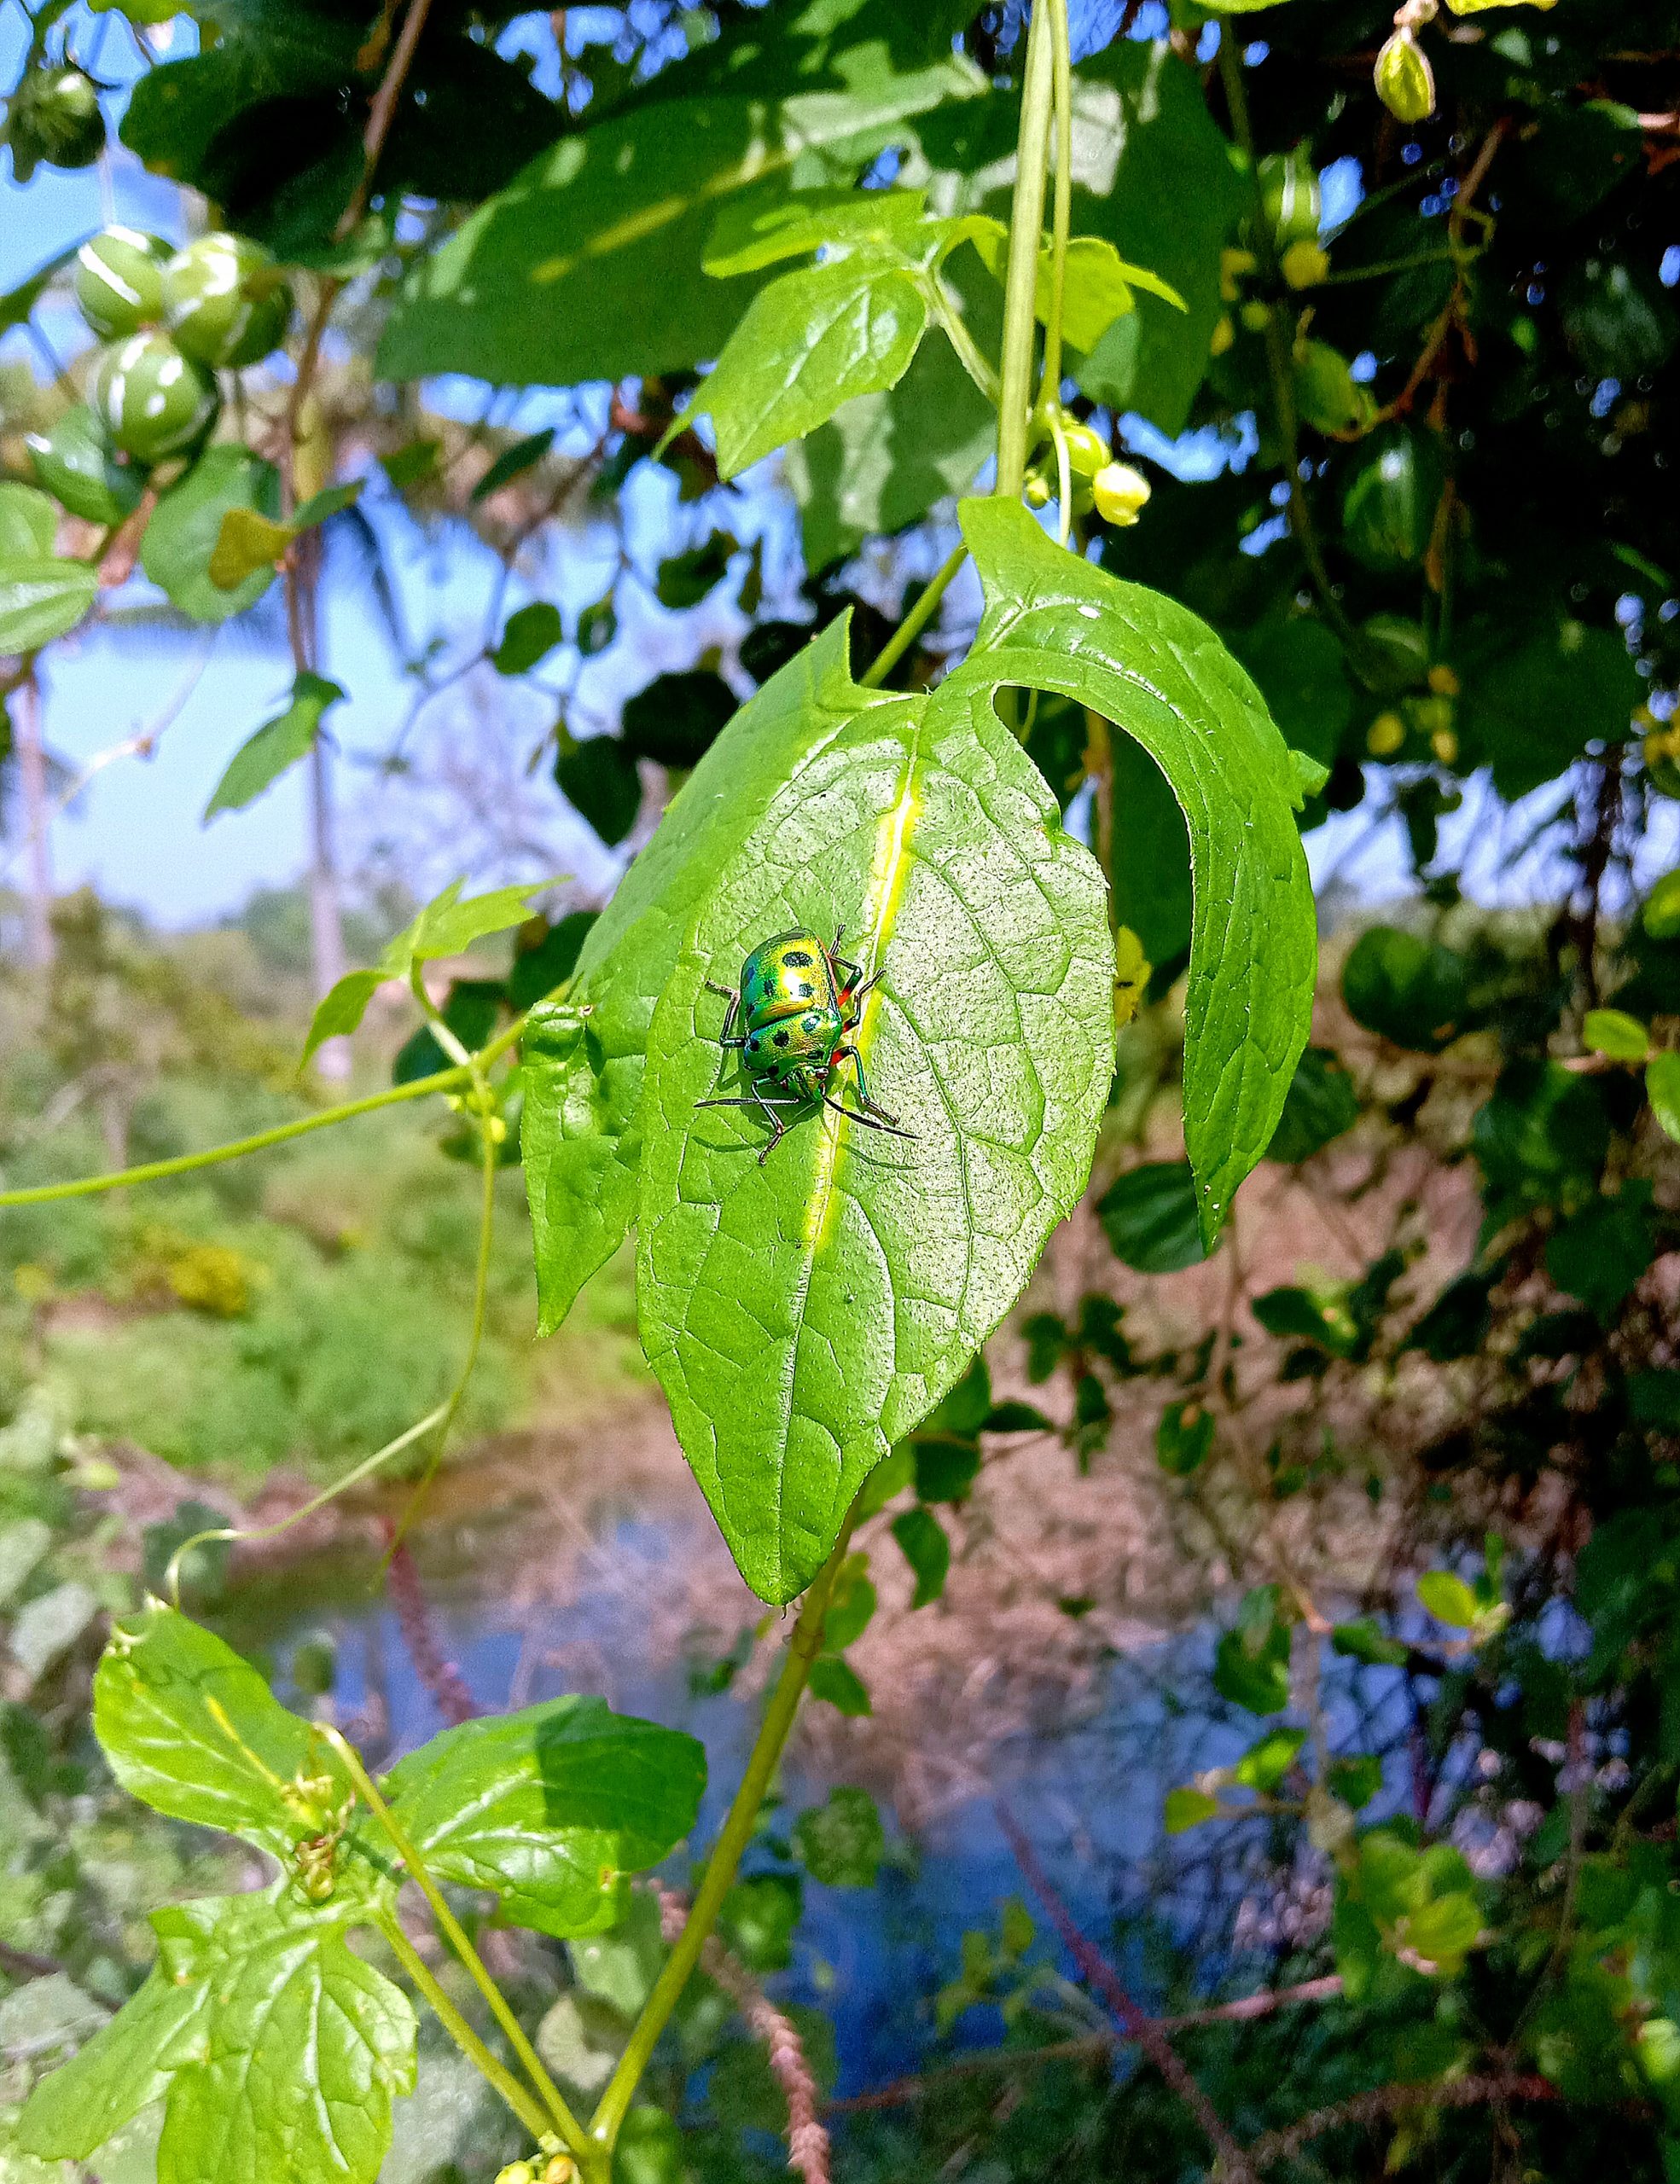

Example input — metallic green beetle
[699,926,913,1163]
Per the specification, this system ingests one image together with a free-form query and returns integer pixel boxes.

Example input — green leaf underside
[94,1607,352,1858]
[522,619,904,1336]
[956,499,1317,1242]
[0,559,99,652]
[381,1698,706,1939]
[637,649,1113,1601]
[693,253,930,479]
[15,1886,416,2184]
[206,673,343,819]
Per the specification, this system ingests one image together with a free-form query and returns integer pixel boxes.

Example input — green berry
[1375,30,1436,125]
[75,226,173,340]
[163,233,294,369]
[27,404,146,524]
[1340,424,1444,572]
[10,66,105,177]
[89,333,220,464]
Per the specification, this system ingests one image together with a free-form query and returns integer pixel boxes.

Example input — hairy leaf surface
[523,619,909,1333]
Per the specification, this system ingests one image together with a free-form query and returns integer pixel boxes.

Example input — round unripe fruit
[1092,461,1151,527]
[1367,712,1407,758]
[16,66,106,171]
[88,333,220,463]
[1375,29,1436,125]
[1340,423,1444,572]
[162,233,294,369]
[75,226,172,340]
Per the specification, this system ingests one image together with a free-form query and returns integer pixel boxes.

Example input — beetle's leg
[819,1090,915,1142]
[749,1077,794,1164]
[831,1043,901,1127]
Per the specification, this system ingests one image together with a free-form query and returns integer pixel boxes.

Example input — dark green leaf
[1409,1273,1494,1363]
[1156,1402,1215,1476]
[655,533,738,613]
[383,1698,706,1939]
[721,1872,803,1972]
[1213,1589,1292,1715]
[1545,1182,1656,1323]
[912,1437,981,1505]
[890,1506,950,1606]
[205,672,342,820]
[791,1785,885,1886]
[509,911,596,1012]
[392,979,504,1086]
[1341,925,1468,1052]
[1328,1754,1385,1809]
[1097,1163,1207,1275]
[493,600,564,676]
[472,428,555,503]
[1331,1618,1410,1668]
[555,733,642,846]
[1253,1283,1359,1357]
[1265,1046,1360,1164]
[619,671,736,768]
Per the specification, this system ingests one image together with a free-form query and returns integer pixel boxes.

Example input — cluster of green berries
[43,226,293,476]
[1368,663,1461,767]
[1211,150,1330,359]
[1023,411,1152,529]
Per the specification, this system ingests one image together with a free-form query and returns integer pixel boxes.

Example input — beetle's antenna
[820,1092,914,1141]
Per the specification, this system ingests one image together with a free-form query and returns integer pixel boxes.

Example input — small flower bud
[1210,314,1235,357]
[1280,240,1330,289]
[1367,712,1407,757]
[1430,727,1459,765]
[1239,299,1271,333]
[1375,28,1436,125]
[1219,247,1257,303]
[1092,462,1151,527]
[1427,662,1460,697]
[1059,418,1113,479]
[494,2164,536,2184]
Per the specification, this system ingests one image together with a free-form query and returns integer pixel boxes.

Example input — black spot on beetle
[774,1030,791,1048]
[783,950,814,967]
[795,982,815,998]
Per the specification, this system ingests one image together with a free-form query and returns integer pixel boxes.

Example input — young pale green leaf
[142,445,282,624]
[1648,1050,1680,1142]
[303,879,551,1061]
[0,481,58,561]
[964,227,1184,351]
[523,618,902,1336]
[1583,1008,1649,1061]
[955,497,1317,1245]
[15,1887,416,2184]
[637,668,1113,1602]
[1164,1786,1220,1833]
[687,253,931,479]
[1234,1726,1307,1791]
[0,559,99,652]
[1417,1570,1481,1629]
[383,1697,706,1939]
[205,672,343,820]
[94,1605,353,1857]
[703,183,929,276]
[207,506,295,591]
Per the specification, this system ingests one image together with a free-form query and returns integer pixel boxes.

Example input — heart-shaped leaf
[637,673,1113,1601]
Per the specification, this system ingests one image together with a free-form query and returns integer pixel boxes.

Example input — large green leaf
[377,52,978,386]
[383,1698,706,1939]
[94,1605,353,1858]
[955,497,1316,1242]
[522,619,905,1333]
[689,252,930,478]
[0,559,98,652]
[16,1887,415,2184]
[637,657,1113,1602]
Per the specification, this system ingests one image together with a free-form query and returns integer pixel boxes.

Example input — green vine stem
[586,1501,864,2157]
[319,1726,590,2157]
[0,1010,532,1209]
[862,541,970,690]
[994,0,1056,502]
[1036,0,1073,411]
[375,1912,560,2150]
